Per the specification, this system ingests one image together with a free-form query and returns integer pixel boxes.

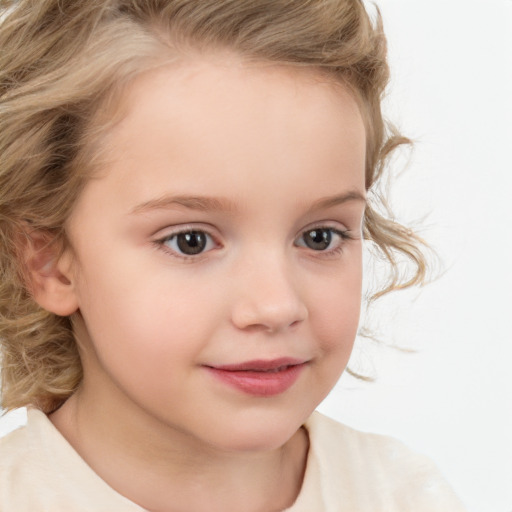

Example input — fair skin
[42,56,366,512]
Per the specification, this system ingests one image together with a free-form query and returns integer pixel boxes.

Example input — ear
[23,230,79,317]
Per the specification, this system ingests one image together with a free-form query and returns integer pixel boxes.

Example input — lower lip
[205,364,306,397]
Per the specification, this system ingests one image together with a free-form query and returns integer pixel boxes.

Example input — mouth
[204,358,308,397]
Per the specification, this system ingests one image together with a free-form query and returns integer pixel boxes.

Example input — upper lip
[207,357,308,372]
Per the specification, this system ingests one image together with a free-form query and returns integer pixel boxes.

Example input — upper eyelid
[154,223,348,238]
[294,227,351,245]
[153,222,352,240]
[153,225,219,248]
[295,221,349,239]
[153,223,218,239]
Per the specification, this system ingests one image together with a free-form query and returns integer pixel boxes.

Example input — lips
[204,358,308,397]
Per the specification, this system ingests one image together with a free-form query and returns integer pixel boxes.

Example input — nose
[230,253,308,333]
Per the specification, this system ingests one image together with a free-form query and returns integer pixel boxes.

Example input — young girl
[0,1,466,510]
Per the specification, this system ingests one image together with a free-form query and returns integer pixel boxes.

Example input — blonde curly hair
[0,0,427,413]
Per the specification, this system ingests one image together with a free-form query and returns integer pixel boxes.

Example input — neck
[49,380,309,512]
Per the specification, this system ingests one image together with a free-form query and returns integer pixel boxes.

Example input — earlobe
[23,231,79,317]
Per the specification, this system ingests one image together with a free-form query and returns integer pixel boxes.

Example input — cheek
[74,264,223,374]
[310,261,362,356]
[297,262,362,408]
[74,282,207,415]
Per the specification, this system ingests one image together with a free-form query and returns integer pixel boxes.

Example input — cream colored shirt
[0,409,466,511]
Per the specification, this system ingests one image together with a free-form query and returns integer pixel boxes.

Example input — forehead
[77,57,366,216]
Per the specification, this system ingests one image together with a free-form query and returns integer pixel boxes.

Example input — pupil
[305,229,331,250]
[177,231,207,255]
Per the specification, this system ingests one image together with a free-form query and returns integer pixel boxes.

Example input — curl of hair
[0,0,429,413]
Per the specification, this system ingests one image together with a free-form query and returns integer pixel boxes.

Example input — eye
[160,230,216,256]
[295,227,349,252]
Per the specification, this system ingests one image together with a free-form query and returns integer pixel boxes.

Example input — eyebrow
[130,195,239,215]
[130,190,366,215]
[308,190,366,212]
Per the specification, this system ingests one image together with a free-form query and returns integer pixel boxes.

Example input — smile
[204,358,308,397]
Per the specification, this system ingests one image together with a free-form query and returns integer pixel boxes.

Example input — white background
[1,1,511,511]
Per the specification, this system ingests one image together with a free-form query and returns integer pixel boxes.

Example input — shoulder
[303,411,466,512]
[305,410,433,468]
[0,411,43,509]
[0,408,144,512]
[0,412,35,474]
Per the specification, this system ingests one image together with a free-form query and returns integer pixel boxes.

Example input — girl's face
[65,58,366,452]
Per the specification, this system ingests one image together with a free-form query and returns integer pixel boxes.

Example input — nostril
[231,300,308,333]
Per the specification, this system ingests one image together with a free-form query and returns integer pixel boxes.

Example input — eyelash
[154,226,354,262]
[154,228,218,262]
[294,227,353,258]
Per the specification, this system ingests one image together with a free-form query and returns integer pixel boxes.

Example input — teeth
[265,366,288,373]
[238,365,291,373]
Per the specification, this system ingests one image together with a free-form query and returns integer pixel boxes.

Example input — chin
[204,407,311,453]
[216,429,298,453]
